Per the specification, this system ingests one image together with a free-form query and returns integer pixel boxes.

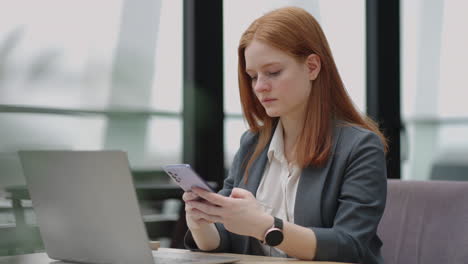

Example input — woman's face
[245,40,318,120]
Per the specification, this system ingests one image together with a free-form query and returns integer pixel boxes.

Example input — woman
[183,6,387,264]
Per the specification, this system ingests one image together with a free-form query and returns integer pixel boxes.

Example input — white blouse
[255,120,302,257]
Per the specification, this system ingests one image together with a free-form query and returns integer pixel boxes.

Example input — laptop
[19,150,239,264]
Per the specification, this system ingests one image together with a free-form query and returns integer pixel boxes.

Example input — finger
[229,187,251,199]
[188,200,225,216]
[189,208,222,223]
[186,209,204,221]
[186,210,215,225]
[186,204,205,220]
[184,191,200,201]
[182,191,199,202]
[192,187,230,207]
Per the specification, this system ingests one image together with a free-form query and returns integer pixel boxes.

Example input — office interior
[0,0,467,258]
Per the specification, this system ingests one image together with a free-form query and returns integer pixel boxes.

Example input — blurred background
[0,0,467,256]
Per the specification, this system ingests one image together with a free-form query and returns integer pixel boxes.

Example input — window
[0,0,183,180]
[402,0,468,180]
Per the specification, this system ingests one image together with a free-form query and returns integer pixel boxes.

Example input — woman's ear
[306,54,321,80]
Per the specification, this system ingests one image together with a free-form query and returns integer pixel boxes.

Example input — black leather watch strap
[274,217,283,230]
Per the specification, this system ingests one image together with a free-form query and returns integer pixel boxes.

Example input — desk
[0,248,351,264]
[161,248,352,264]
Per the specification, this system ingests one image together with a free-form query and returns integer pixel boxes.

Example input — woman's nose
[253,77,270,93]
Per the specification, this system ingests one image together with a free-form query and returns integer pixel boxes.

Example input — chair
[0,153,43,255]
[1,186,44,256]
[378,180,468,264]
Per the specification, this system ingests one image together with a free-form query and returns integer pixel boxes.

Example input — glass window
[0,0,183,187]
[0,1,123,109]
[402,0,468,180]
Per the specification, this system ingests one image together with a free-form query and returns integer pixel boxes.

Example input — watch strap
[274,217,283,230]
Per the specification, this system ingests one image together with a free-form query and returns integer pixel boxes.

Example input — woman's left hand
[188,187,273,240]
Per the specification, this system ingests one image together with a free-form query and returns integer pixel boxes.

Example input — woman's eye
[268,70,281,77]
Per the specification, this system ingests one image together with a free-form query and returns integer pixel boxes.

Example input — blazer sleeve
[311,131,387,262]
[184,131,251,252]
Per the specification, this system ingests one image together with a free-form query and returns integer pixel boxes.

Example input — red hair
[238,7,388,181]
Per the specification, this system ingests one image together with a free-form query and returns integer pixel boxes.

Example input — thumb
[230,187,251,199]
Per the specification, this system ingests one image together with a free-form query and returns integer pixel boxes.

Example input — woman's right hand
[183,191,214,230]
[183,191,221,251]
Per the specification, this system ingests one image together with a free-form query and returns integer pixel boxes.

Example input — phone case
[163,164,214,192]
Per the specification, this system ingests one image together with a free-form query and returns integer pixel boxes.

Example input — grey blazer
[185,122,387,264]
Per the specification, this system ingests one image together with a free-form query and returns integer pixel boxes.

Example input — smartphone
[163,164,215,193]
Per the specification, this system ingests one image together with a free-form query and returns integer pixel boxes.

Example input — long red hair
[238,7,388,180]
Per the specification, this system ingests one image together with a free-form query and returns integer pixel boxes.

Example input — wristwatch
[262,217,284,246]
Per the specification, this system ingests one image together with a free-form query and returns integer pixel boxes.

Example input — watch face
[265,229,284,246]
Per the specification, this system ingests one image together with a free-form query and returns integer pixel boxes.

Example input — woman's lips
[261,98,277,103]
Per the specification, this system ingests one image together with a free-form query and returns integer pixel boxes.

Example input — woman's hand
[183,191,215,230]
[188,187,273,240]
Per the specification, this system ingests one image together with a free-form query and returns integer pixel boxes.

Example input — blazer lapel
[294,124,343,227]
[238,122,278,196]
[241,146,269,196]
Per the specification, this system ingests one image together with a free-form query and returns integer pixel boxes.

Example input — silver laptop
[19,150,238,264]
